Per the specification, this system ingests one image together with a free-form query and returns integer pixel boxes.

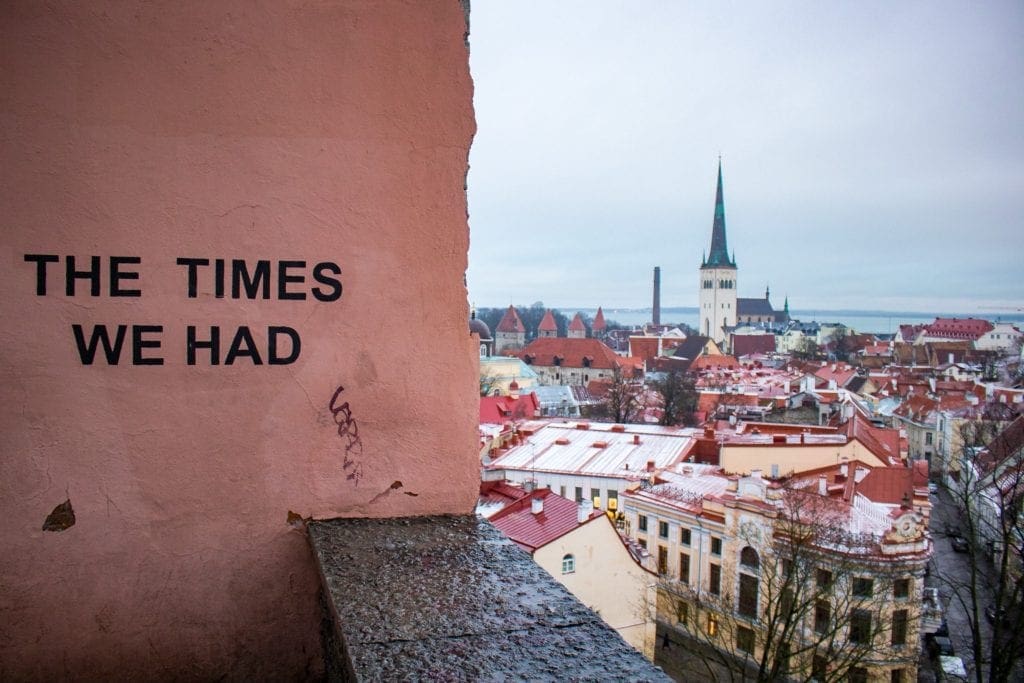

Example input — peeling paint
[287,510,307,529]
[42,499,75,532]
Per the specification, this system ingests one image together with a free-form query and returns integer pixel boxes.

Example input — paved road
[924,487,997,682]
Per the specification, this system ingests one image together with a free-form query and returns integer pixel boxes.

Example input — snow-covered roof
[486,422,693,478]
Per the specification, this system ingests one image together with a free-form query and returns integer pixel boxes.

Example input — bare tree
[655,486,914,682]
[587,365,645,424]
[792,337,821,361]
[650,370,698,426]
[934,413,1024,683]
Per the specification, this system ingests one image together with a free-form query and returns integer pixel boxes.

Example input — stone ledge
[308,515,670,681]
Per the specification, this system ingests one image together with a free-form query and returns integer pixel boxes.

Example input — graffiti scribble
[329,385,364,484]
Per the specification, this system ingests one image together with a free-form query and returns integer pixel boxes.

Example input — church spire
[704,158,735,268]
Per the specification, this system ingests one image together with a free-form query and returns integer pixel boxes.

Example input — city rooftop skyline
[465,2,1024,315]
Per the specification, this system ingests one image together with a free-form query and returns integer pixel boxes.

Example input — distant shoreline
[476,305,1023,335]
[569,306,1023,320]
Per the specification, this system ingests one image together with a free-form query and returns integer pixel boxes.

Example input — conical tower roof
[703,159,736,269]
[568,313,587,333]
[538,309,557,333]
[496,305,525,333]
[592,307,607,331]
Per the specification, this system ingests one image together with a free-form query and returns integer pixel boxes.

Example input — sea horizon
[479,305,1024,335]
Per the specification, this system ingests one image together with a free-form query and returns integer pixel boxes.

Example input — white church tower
[698,159,737,343]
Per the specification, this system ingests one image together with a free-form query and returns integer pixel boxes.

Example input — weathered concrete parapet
[308,515,671,681]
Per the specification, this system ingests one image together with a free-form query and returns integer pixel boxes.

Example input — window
[638,538,646,549]
[891,609,907,645]
[777,642,791,670]
[658,546,668,575]
[707,614,719,637]
[607,489,618,504]
[893,578,911,599]
[638,514,648,532]
[658,521,669,539]
[812,655,828,681]
[680,528,692,546]
[781,558,793,578]
[780,588,794,618]
[740,546,759,570]
[575,487,583,503]
[736,626,755,654]
[709,563,721,596]
[738,573,758,618]
[816,568,833,591]
[926,432,933,445]
[679,553,691,583]
[849,609,872,644]
[814,600,831,634]
[890,669,905,683]
[849,667,868,683]
[590,488,600,505]
[710,536,722,555]
[852,577,873,598]
[675,600,689,625]
[561,554,575,574]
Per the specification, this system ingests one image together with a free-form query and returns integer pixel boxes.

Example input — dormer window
[582,356,592,368]
[523,354,534,365]
[553,356,562,367]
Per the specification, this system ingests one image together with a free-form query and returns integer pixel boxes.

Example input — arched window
[740,546,760,570]
[561,554,575,574]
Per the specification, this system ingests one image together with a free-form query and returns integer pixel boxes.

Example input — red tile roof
[479,392,541,424]
[863,343,893,357]
[538,309,557,332]
[496,305,525,334]
[697,392,761,413]
[814,363,858,388]
[843,413,903,464]
[592,307,607,331]
[478,480,530,509]
[518,337,630,371]
[926,317,993,340]
[855,467,914,506]
[732,335,776,357]
[976,415,1024,477]
[489,488,601,552]
[568,313,587,333]
[691,354,740,371]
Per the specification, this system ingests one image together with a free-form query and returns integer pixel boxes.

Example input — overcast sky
[465,1,1023,315]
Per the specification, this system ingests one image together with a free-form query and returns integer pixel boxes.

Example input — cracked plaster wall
[0,1,477,679]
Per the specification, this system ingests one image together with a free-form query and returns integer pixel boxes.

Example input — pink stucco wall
[0,2,477,678]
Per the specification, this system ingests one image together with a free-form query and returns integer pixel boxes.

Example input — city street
[924,487,1003,682]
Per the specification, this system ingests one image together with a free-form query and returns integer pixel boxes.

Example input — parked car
[929,481,940,494]
[950,535,969,553]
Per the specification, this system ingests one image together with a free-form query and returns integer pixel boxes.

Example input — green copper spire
[703,158,736,268]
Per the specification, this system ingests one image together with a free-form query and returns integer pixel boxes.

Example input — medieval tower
[698,160,737,342]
